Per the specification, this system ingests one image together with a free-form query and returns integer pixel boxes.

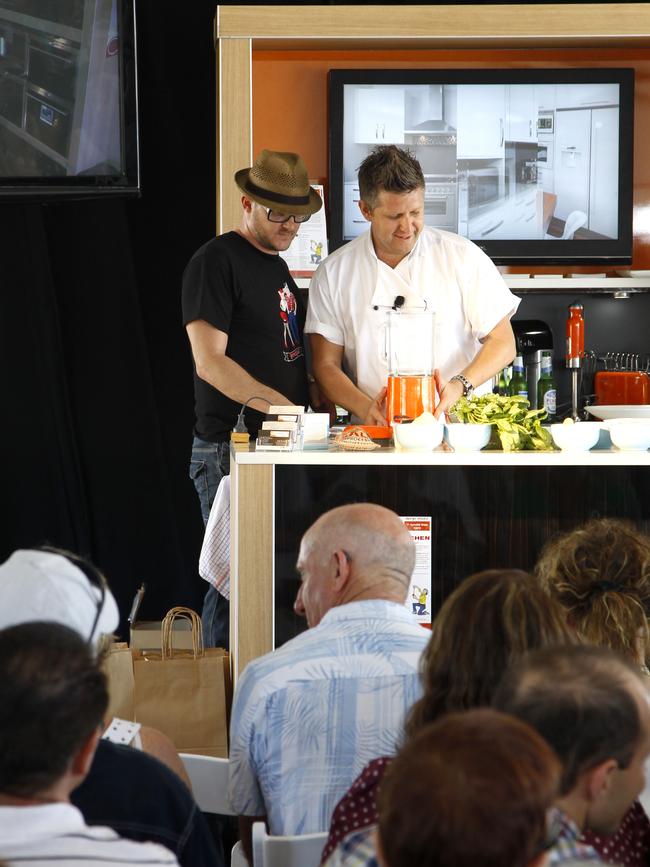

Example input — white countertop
[233,445,650,467]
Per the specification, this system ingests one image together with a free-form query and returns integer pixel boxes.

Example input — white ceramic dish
[602,419,650,451]
[444,423,492,452]
[615,270,650,278]
[550,422,601,452]
[393,421,444,451]
[586,405,650,421]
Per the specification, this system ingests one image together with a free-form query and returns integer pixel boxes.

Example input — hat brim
[234,168,322,216]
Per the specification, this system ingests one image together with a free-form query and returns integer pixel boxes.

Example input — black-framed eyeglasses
[264,206,311,224]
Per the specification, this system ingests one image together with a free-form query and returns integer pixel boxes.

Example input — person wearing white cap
[0,548,120,645]
[0,547,224,867]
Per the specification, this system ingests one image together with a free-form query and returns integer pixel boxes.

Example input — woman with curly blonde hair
[536,517,650,668]
[535,517,650,867]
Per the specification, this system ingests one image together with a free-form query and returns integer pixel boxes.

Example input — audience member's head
[376,708,561,867]
[0,547,119,650]
[0,621,108,800]
[536,518,650,664]
[494,644,650,835]
[405,568,573,737]
[294,503,415,627]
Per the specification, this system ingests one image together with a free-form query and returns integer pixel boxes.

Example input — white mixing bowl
[444,423,492,452]
[393,420,444,451]
[550,422,601,452]
[603,419,650,451]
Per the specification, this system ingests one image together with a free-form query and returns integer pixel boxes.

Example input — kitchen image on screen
[341,81,621,244]
[0,0,121,178]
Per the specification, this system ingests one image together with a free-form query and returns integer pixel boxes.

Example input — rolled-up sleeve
[305,267,345,347]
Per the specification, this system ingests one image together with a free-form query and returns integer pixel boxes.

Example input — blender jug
[384,309,436,423]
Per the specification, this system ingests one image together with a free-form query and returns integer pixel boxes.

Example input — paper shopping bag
[103,641,135,721]
[131,606,230,758]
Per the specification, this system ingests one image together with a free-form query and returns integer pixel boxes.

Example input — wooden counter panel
[231,462,273,677]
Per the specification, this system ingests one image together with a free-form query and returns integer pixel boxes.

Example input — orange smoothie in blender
[386,374,435,424]
[384,308,436,424]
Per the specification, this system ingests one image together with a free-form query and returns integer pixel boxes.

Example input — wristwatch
[450,374,474,398]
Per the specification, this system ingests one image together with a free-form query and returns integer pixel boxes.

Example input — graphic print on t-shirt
[278,283,304,362]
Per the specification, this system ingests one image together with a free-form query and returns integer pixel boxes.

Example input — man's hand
[363,386,388,426]
[433,369,464,421]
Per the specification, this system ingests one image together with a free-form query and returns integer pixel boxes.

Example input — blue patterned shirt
[322,827,377,867]
[228,599,428,836]
[549,811,603,864]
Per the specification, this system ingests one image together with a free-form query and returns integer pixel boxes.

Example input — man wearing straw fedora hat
[182,149,322,648]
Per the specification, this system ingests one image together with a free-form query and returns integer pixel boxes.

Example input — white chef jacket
[305,227,520,416]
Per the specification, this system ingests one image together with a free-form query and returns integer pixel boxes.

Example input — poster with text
[401,516,432,626]
[279,184,328,277]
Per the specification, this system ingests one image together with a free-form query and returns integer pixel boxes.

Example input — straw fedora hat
[235,150,322,216]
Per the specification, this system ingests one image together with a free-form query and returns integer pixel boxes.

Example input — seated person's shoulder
[73,738,192,803]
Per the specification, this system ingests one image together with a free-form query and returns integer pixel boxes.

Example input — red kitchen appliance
[594,371,650,405]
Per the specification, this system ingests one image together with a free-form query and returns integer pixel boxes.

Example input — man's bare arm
[435,314,516,418]
[310,333,387,426]
[186,319,291,413]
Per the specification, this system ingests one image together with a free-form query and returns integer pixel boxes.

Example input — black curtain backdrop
[0,1,217,636]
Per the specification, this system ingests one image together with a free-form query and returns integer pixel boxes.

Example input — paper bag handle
[161,606,204,659]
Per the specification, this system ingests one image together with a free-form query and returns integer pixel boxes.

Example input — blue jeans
[190,437,231,650]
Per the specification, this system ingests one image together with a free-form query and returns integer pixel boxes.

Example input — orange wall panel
[252,48,650,270]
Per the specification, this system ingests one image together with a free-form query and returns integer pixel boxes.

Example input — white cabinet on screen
[343,182,368,239]
[353,88,405,144]
[554,105,618,238]
[457,85,506,158]
[506,85,537,142]
[554,83,620,110]
[589,106,619,238]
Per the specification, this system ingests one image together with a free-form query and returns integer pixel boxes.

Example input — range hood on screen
[404,84,456,133]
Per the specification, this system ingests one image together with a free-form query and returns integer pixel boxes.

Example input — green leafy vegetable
[449,394,553,452]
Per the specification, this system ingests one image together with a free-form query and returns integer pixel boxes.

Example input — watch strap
[450,374,474,397]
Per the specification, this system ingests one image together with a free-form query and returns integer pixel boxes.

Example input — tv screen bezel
[328,67,634,265]
[0,0,140,201]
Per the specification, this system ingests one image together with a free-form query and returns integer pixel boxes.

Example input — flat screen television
[0,0,139,200]
[329,68,634,265]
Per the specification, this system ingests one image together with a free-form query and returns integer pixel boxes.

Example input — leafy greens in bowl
[449,394,553,452]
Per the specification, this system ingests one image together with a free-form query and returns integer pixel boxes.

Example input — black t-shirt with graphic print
[182,231,308,441]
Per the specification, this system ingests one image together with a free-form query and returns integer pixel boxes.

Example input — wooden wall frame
[214,4,650,234]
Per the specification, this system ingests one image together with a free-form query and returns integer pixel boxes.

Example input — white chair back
[179,752,233,815]
[231,841,248,867]
[252,821,327,867]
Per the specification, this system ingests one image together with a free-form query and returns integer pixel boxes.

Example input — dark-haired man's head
[0,622,108,801]
[376,708,560,867]
[494,644,650,835]
[356,146,426,268]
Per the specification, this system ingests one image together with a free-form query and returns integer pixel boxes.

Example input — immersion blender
[566,301,585,421]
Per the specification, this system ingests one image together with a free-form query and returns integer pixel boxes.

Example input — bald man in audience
[228,503,429,861]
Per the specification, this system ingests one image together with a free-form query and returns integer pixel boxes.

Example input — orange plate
[343,424,393,440]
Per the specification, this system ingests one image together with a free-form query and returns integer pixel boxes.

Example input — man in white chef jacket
[305,145,520,424]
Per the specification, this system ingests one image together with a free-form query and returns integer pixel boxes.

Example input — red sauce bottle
[566,302,584,369]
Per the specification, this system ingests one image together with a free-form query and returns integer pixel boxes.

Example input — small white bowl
[393,420,444,451]
[550,422,601,452]
[603,419,650,452]
[444,422,492,452]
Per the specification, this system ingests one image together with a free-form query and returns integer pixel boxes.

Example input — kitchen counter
[228,444,650,679]
[234,444,650,467]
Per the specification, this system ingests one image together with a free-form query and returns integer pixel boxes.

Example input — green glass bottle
[509,355,528,399]
[537,350,557,420]
[497,367,508,396]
